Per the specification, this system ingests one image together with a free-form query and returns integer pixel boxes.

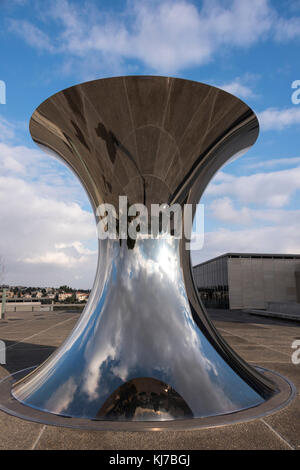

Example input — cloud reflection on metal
[12,76,278,422]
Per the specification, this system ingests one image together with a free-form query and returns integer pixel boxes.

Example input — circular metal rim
[0,366,296,432]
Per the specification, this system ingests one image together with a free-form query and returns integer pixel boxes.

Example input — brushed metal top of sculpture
[12,76,278,422]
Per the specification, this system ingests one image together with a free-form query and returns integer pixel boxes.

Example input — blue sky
[0,0,300,287]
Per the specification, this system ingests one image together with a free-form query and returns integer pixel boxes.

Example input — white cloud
[6,0,300,77]
[7,0,277,74]
[210,197,253,225]
[0,133,97,288]
[0,116,15,142]
[274,16,300,41]
[0,173,97,282]
[206,166,300,207]
[210,196,300,226]
[24,244,96,268]
[217,80,255,99]
[246,156,300,169]
[258,107,300,130]
[9,19,54,52]
[192,163,300,265]
[192,223,300,266]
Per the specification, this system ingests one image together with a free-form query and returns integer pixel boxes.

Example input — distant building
[193,253,300,310]
[76,292,89,302]
[58,292,73,302]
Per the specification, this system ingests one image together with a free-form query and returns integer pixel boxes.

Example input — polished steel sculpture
[11,76,281,423]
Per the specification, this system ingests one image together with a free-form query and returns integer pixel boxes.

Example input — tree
[59,285,73,293]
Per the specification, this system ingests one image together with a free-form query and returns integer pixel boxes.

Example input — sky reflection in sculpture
[12,77,276,421]
[15,236,263,420]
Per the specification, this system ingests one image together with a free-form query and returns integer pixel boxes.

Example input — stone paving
[0,308,299,450]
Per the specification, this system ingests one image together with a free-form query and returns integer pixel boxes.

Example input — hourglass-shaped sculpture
[8,76,293,427]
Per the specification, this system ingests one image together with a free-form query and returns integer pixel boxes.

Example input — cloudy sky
[0,0,300,288]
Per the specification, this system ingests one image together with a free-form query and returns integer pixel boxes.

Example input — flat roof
[193,252,300,269]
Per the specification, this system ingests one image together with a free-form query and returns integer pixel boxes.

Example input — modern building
[193,253,300,310]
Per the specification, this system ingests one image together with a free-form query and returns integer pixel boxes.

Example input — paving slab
[264,395,300,450]
[250,309,300,323]
[257,362,300,391]
[0,410,43,450]
[231,344,289,363]
[0,308,299,450]
[34,420,291,450]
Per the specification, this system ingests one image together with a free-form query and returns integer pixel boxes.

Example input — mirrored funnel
[9,76,287,424]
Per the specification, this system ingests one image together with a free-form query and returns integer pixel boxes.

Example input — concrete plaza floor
[0,308,299,450]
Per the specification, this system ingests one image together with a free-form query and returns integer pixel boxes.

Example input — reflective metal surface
[12,76,278,421]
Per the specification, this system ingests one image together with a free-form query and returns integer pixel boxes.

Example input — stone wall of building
[228,257,300,309]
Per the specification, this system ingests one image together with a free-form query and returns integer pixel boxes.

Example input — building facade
[193,253,300,310]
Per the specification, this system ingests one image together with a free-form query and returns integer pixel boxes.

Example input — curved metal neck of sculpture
[12,76,278,422]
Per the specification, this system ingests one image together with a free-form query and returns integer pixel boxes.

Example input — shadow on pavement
[2,340,55,376]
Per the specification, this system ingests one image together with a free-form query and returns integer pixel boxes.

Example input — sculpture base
[0,366,295,431]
